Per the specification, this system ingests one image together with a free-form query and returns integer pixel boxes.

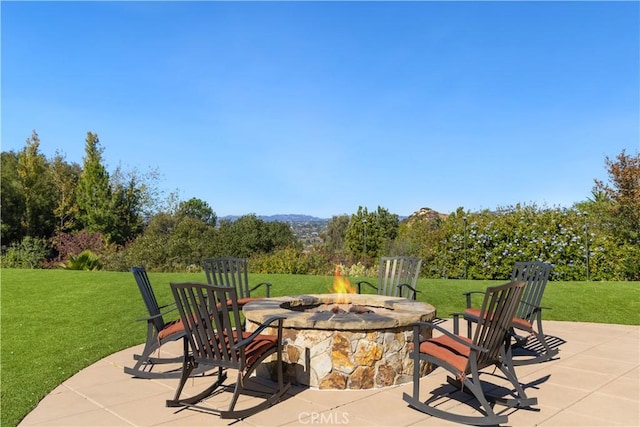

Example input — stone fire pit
[243,294,436,390]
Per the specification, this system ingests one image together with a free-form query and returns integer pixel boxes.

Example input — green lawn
[1,269,638,427]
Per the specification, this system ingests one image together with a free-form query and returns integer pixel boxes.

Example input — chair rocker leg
[403,353,507,426]
[446,353,538,409]
[220,378,290,419]
[125,339,183,379]
[126,335,208,379]
[166,366,227,408]
[220,348,291,419]
[511,322,559,366]
[403,376,508,426]
[135,354,183,364]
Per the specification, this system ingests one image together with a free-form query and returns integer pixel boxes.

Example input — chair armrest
[414,321,489,353]
[463,291,485,308]
[356,280,378,294]
[135,305,179,322]
[157,302,177,310]
[232,315,286,350]
[250,282,272,297]
[397,283,420,300]
[519,300,552,311]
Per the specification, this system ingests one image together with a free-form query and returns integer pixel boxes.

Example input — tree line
[1,131,638,280]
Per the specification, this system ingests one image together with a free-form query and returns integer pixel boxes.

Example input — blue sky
[2,1,639,219]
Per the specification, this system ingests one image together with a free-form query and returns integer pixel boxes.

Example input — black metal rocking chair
[403,280,537,426]
[357,256,423,300]
[202,257,271,307]
[167,282,290,419]
[455,261,558,365]
[124,267,210,379]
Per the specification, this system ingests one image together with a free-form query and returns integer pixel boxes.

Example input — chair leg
[125,333,211,379]
[403,356,508,426]
[166,364,227,407]
[220,345,291,419]
[220,366,290,419]
[512,316,559,366]
[495,346,538,407]
[125,327,183,378]
[448,346,538,409]
[402,326,507,426]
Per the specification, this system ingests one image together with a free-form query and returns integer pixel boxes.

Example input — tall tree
[109,165,149,245]
[375,206,400,254]
[345,206,378,262]
[76,132,115,240]
[50,152,81,234]
[1,151,26,245]
[16,131,55,238]
[322,214,350,259]
[594,150,640,244]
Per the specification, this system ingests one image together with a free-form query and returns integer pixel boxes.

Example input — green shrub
[0,236,49,268]
[59,250,102,270]
[250,247,312,274]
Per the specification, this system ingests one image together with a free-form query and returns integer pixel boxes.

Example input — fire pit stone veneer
[243,294,436,390]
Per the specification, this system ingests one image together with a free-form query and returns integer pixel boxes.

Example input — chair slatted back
[510,261,552,322]
[378,256,422,297]
[203,258,251,299]
[171,282,245,369]
[131,266,165,332]
[472,281,526,370]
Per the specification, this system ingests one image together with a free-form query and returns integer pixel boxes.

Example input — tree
[322,215,350,261]
[16,131,55,238]
[344,206,379,262]
[263,221,299,251]
[375,206,399,255]
[591,150,640,279]
[76,132,116,240]
[213,215,296,259]
[594,150,640,244]
[176,197,216,226]
[344,206,399,263]
[50,152,81,234]
[109,165,149,245]
[1,151,25,245]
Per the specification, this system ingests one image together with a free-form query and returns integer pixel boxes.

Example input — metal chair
[167,282,290,419]
[357,256,422,300]
[124,267,209,379]
[403,281,537,425]
[202,257,271,307]
[454,261,558,365]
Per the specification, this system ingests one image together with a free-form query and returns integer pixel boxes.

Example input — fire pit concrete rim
[243,293,436,331]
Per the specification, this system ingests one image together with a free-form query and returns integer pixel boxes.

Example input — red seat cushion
[218,297,265,308]
[158,319,184,340]
[241,331,277,367]
[419,335,472,375]
[216,331,277,368]
[465,307,532,331]
[511,316,532,330]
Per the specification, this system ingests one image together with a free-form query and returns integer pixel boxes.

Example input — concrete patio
[19,320,639,426]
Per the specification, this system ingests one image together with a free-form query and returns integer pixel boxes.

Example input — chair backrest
[376,256,422,297]
[170,282,245,369]
[203,258,251,299]
[131,266,165,332]
[510,261,552,321]
[471,280,526,371]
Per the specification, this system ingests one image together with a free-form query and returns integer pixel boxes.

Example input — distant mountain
[219,214,328,223]
[219,214,328,246]
[218,209,444,247]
